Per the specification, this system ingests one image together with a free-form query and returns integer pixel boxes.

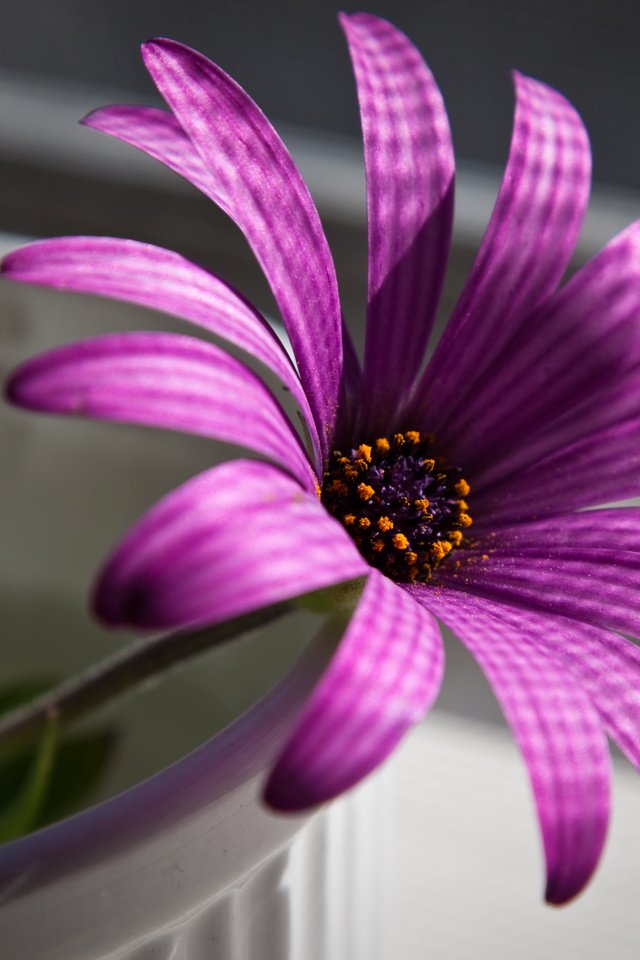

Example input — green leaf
[0,708,59,843]
[0,678,118,842]
[32,729,117,829]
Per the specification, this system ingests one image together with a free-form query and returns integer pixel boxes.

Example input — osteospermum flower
[4,12,640,904]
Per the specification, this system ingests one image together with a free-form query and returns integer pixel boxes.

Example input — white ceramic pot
[0,654,389,960]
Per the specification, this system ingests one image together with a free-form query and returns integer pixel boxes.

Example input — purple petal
[469,371,640,500]
[440,222,640,474]
[411,72,591,435]
[436,516,640,637]
[6,331,316,491]
[442,591,640,776]
[264,569,443,810]
[93,459,368,630]
[1,236,322,472]
[339,13,454,434]
[136,40,346,457]
[473,415,640,522]
[477,507,640,550]
[415,586,611,905]
[83,104,216,197]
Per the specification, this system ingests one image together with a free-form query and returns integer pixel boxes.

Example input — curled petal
[6,332,316,491]
[340,13,454,433]
[413,71,591,434]
[94,459,368,630]
[265,570,443,810]
[139,39,346,457]
[1,236,322,471]
[83,103,217,197]
[414,586,611,905]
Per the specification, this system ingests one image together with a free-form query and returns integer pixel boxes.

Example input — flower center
[321,430,472,582]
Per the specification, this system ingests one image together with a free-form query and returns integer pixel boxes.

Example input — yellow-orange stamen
[377,516,394,532]
[392,533,409,550]
[358,483,375,501]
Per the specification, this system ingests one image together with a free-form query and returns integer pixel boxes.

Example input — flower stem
[0,602,293,756]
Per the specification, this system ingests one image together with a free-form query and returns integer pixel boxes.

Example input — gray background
[2,0,639,186]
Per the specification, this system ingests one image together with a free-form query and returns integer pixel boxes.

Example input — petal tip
[262,765,326,814]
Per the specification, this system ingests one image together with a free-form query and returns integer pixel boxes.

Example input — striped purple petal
[478,507,640,550]
[6,331,316,491]
[473,415,640,522]
[264,569,443,810]
[443,591,640,775]
[436,534,640,639]
[1,236,322,472]
[83,104,216,197]
[138,39,346,458]
[339,13,454,435]
[440,506,640,635]
[94,459,368,630]
[441,221,640,474]
[414,586,611,905]
[411,71,591,435]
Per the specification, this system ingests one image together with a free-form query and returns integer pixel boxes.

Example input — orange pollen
[377,516,394,532]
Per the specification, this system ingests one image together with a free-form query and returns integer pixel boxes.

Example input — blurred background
[1,1,640,957]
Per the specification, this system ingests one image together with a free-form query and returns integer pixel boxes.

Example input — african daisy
[4,13,640,904]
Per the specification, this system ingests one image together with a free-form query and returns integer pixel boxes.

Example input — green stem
[0,602,293,756]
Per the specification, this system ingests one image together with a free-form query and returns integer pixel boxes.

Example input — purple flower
[3,13,640,903]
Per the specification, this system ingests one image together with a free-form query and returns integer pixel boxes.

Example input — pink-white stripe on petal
[1,236,322,472]
[339,13,454,434]
[93,459,368,630]
[414,586,611,905]
[264,569,443,810]
[6,332,316,492]
[412,72,591,436]
[140,39,345,459]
